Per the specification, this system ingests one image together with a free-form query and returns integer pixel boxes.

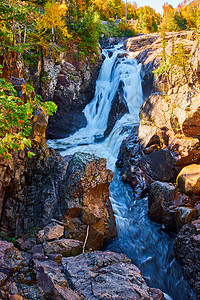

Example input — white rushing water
[48,44,143,169]
[48,44,196,300]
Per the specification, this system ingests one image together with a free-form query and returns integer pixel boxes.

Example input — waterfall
[48,44,143,169]
[47,44,196,300]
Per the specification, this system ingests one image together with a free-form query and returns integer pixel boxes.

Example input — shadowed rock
[62,250,164,300]
[174,218,200,296]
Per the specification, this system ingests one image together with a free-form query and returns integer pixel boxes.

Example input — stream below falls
[48,44,196,300]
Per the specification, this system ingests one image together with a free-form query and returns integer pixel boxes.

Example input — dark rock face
[46,57,102,139]
[0,147,67,237]
[116,126,146,197]
[141,149,178,182]
[62,250,164,300]
[173,218,200,296]
[104,81,129,137]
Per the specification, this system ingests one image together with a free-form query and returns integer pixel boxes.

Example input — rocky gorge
[0,31,200,299]
[117,31,200,297]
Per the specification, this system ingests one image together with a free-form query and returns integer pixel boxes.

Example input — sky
[132,0,182,14]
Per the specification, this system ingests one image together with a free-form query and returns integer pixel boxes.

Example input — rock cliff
[44,54,102,139]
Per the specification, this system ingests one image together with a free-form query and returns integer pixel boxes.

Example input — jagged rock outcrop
[61,152,117,250]
[62,250,164,300]
[0,246,164,300]
[119,31,200,197]
[45,55,102,139]
[173,218,200,296]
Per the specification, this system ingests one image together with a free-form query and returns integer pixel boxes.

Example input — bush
[0,67,57,159]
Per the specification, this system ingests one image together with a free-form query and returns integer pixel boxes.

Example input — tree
[136,6,160,33]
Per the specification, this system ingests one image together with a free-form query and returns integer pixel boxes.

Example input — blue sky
[132,0,182,14]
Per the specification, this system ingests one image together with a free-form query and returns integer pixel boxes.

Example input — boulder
[44,239,83,257]
[37,222,64,243]
[62,250,164,299]
[173,218,200,296]
[176,164,200,194]
[62,152,117,250]
[148,180,200,230]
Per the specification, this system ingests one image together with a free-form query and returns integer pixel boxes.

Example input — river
[48,44,196,300]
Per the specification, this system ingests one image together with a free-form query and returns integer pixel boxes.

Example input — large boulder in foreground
[62,250,164,300]
[173,218,200,296]
[61,152,117,250]
[0,245,164,300]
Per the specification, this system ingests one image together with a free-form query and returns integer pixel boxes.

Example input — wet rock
[62,250,164,299]
[47,253,63,265]
[173,218,200,296]
[33,258,82,299]
[37,222,64,243]
[62,152,117,250]
[104,81,129,137]
[0,147,68,237]
[32,244,44,255]
[176,164,200,194]
[44,239,83,257]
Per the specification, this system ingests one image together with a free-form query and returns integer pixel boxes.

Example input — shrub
[0,67,57,159]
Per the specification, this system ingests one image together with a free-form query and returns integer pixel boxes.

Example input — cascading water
[48,44,196,300]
